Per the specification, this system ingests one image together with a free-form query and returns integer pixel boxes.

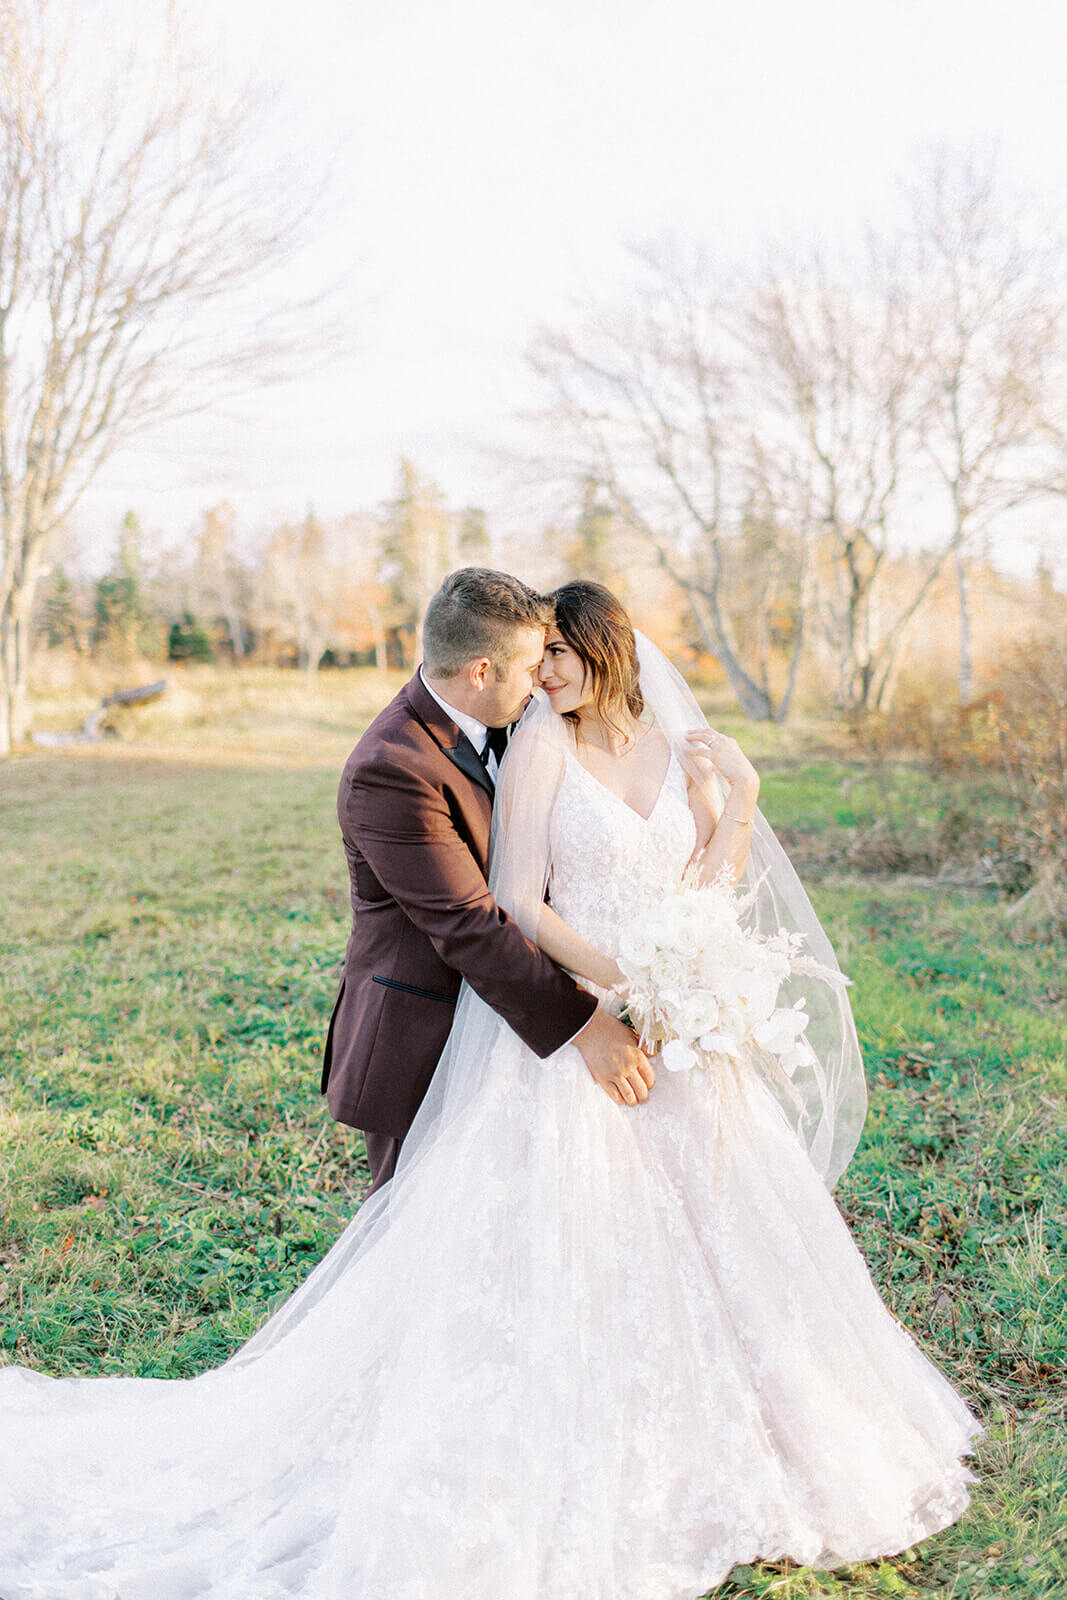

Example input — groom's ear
[468,656,493,690]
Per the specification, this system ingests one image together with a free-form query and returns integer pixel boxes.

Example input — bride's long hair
[550,581,644,741]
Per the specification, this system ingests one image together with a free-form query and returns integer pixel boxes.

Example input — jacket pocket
[372,975,457,1005]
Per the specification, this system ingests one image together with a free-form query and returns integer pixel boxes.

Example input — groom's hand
[575,1008,655,1106]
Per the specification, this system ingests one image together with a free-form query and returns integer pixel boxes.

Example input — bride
[0,582,980,1599]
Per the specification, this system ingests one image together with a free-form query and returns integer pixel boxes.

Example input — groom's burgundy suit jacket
[321,672,597,1141]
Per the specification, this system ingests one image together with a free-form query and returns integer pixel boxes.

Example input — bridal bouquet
[616,871,846,1079]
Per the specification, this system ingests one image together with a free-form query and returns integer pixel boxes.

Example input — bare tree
[334,513,391,670]
[193,503,249,661]
[0,0,332,752]
[529,153,1066,721]
[742,244,941,712]
[252,511,389,673]
[254,513,334,674]
[529,242,803,721]
[907,146,1063,704]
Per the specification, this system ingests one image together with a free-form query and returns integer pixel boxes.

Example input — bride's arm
[685,730,760,886]
[535,903,623,992]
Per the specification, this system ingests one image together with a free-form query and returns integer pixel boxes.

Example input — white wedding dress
[0,749,979,1600]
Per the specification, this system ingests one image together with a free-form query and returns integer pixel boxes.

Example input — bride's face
[539,627,594,716]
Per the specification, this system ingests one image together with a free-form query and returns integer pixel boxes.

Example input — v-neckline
[568,744,675,825]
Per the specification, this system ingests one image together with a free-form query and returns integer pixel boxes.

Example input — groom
[322,567,652,1187]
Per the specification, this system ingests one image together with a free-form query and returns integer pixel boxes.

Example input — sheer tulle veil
[232,630,865,1367]
[632,632,867,1184]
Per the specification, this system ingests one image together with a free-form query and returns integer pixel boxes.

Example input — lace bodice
[548,747,696,957]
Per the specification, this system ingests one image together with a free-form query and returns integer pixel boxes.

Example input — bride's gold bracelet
[723,815,754,827]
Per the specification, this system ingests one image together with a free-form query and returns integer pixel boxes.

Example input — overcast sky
[83,0,1067,574]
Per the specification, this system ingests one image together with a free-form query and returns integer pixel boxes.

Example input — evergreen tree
[565,480,617,584]
[379,461,453,667]
[37,564,82,651]
[93,513,148,659]
[167,612,214,663]
[458,506,491,564]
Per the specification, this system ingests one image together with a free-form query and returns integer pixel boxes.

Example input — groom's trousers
[365,1130,401,1192]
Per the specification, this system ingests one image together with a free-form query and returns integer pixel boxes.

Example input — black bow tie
[479,725,509,767]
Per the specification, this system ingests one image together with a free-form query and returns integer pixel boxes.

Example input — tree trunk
[369,606,387,671]
[955,543,973,706]
[0,669,10,759]
[302,630,325,676]
[224,599,246,661]
[773,580,808,725]
[827,539,880,714]
[0,637,32,755]
[683,588,776,721]
[1,574,38,755]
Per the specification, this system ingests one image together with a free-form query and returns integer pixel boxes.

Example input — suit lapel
[447,728,495,796]
[406,674,495,800]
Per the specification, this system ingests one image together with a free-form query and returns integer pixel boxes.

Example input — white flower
[677,990,720,1041]
[752,1000,810,1064]
[741,971,782,1025]
[650,950,687,993]
[641,905,675,946]
[716,1002,748,1045]
[660,1038,698,1072]
[764,949,792,981]
[614,883,842,1082]
[669,912,706,960]
[696,1029,742,1059]
[779,1038,816,1077]
[618,924,658,970]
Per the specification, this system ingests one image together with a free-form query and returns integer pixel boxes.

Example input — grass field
[1,669,1064,1598]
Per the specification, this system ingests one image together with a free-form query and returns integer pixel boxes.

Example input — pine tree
[379,461,454,667]
[93,513,148,659]
[38,564,83,651]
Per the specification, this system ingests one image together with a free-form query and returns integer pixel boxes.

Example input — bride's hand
[685,728,759,800]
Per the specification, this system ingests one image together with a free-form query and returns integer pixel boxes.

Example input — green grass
[1,682,1065,1597]
[0,752,364,1374]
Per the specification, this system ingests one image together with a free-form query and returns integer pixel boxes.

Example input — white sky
[83,0,1067,575]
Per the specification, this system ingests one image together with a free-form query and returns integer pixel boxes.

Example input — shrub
[168,613,215,663]
[988,638,1067,870]
[841,638,1066,922]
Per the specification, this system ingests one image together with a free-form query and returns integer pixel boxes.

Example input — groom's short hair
[423,568,552,678]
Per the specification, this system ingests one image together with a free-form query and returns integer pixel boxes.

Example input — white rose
[698,935,743,986]
[651,951,687,993]
[619,924,657,971]
[716,1003,748,1047]
[670,915,706,960]
[642,905,674,945]
[696,894,734,934]
[677,989,720,1041]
